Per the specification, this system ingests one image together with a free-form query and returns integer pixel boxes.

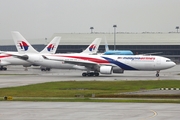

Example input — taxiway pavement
[0,102,179,120]
[0,65,179,88]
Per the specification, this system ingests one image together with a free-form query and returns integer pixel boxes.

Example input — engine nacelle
[99,66,113,74]
[23,64,31,67]
[112,67,124,73]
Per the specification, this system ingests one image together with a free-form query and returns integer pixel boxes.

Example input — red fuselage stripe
[50,55,110,64]
[0,54,11,58]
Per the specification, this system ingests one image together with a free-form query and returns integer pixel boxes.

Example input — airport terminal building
[1,32,180,63]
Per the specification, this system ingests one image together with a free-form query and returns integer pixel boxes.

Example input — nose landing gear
[156,70,160,77]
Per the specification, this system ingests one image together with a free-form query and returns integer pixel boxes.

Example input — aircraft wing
[65,60,99,68]
[12,54,29,60]
[42,55,100,69]
[2,52,28,60]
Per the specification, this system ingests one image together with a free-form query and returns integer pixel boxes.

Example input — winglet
[40,36,61,54]
[81,38,101,54]
[11,31,38,54]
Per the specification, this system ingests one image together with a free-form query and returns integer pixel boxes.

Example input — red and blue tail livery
[89,44,96,51]
[18,41,29,51]
[47,44,55,51]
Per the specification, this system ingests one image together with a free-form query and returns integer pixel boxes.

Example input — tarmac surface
[0,65,180,88]
[0,102,180,120]
[0,65,180,120]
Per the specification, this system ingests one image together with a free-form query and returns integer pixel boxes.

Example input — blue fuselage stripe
[102,57,138,70]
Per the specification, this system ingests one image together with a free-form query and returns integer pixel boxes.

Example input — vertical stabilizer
[11,31,38,54]
[40,36,61,54]
[104,38,109,52]
[81,38,101,54]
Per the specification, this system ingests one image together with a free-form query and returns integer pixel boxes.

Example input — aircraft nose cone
[169,61,176,68]
[172,61,176,67]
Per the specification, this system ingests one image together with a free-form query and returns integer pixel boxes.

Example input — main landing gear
[41,67,51,71]
[82,72,99,77]
[0,66,7,71]
[156,70,160,77]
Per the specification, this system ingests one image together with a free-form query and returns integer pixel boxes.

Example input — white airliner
[11,32,176,77]
[0,32,61,70]
[42,54,176,77]
[12,50,176,77]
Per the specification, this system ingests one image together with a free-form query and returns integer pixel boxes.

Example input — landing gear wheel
[156,73,159,77]
[46,68,51,71]
[82,72,87,77]
[94,72,99,76]
[156,70,160,77]
[87,73,93,76]
[3,67,7,70]
[82,72,99,77]
[41,68,46,71]
[0,66,7,71]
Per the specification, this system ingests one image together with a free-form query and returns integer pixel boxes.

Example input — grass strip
[0,80,180,103]
[1,97,180,103]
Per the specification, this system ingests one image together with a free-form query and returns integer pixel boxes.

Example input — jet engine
[112,67,124,73]
[99,66,113,74]
[23,64,31,67]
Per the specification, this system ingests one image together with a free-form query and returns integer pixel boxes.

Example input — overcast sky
[0,0,180,39]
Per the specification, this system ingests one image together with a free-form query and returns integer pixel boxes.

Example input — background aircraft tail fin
[11,31,38,54]
[40,36,61,54]
[104,38,109,52]
[81,38,101,54]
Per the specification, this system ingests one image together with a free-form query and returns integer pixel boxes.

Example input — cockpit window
[166,60,172,62]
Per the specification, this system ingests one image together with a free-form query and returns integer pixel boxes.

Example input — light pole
[90,27,94,33]
[176,26,179,33]
[113,25,117,50]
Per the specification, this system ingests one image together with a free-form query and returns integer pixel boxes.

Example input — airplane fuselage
[26,53,176,71]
